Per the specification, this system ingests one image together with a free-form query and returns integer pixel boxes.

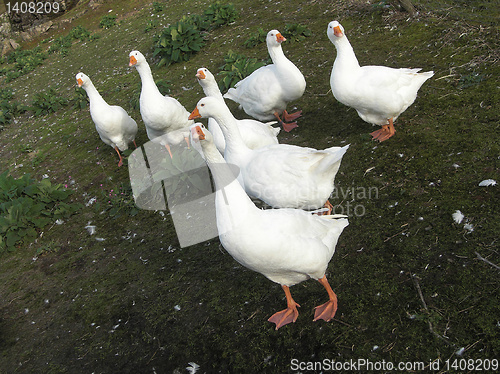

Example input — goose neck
[211,110,249,157]
[268,44,287,64]
[135,62,161,95]
[83,81,107,106]
[202,82,224,101]
[334,37,360,69]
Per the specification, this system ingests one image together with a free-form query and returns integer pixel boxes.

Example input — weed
[0,171,81,252]
[0,88,28,128]
[69,25,92,41]
[282,23,312,43]
[35,240,60,257]
[48,35,72,56]
[70,86,90,110]
[218,50,267,92]
[30,88,69,116]
[152,1,164,13]
[243,27,267,48]
[203,2,238,28]
[1,47,46,82]
[153,19,206,67]
[153,4,237,67]
[144,19,159,33]
[100,14,117,29]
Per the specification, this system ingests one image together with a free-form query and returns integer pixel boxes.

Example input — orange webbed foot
[274,112,298,132]
[269,285,300,330]
[313,275,338,323]
[371,119,395,142]
[282,121,298,132]
[268,304,300,330]
[313,300,337,322]
[282,110,302,122]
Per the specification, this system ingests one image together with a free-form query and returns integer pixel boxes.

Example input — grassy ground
[0,0,499,373]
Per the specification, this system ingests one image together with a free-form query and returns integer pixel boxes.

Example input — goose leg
[370,118,396,142]
[114,146,124,167]
[324,200,333,215]
[273,111,298,132]
[184,136,190,149]
[282,109,302,122]
[313,275,338,322]
[268,285,300,330]
[165,144,173,158]
[133,140,138,148]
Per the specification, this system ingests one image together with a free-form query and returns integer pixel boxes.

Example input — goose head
[267,29,286,47]
[188,96,227,121]
[76,72,90,88]
[196,67,216,84]
[190,123,210,143]
[190,123,217,159]
[129,50,146,67]
[327,21,345,43]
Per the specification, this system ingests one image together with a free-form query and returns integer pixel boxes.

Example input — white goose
[189,97,349,212]
[327,21,434,141]
[196,67,280,154]
[76,72,137,167]
[190,124,349,329]
[224,30,306,132]
[129,50,192,156]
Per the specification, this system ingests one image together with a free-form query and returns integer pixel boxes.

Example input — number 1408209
[6,1,60,14]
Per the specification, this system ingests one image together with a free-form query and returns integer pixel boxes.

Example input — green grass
[0,0,499,372]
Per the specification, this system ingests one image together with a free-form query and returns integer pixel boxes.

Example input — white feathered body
[224,30,306,121]
[196,127,348,287]
[78,73,137,151]
[328,21,434,126]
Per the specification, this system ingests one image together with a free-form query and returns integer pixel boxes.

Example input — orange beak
[196,69,206,80]
[194,125,205,140]
[333,26,343,37]
[276,32,286,43]
[189,106,202,120]
[77,78,83,87]
[129,55,137,67]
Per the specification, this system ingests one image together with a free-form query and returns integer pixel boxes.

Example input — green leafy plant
[0,171,81,252]
[144,19,159,33]
[153,19,206,67]
[243,27,267,48]
[282,23,312,43]
[48,26,93,56]
[203,2,238,28]
[48,35,72,56]
[218,50,267,92]
[69,25,92,41]
[1,47,46,81]
[184,13,211,31]
[152,1,164,13]
[70,86,89,110]
[30,88,69,116]
[0,88,28,129]
[100,14,117,29]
